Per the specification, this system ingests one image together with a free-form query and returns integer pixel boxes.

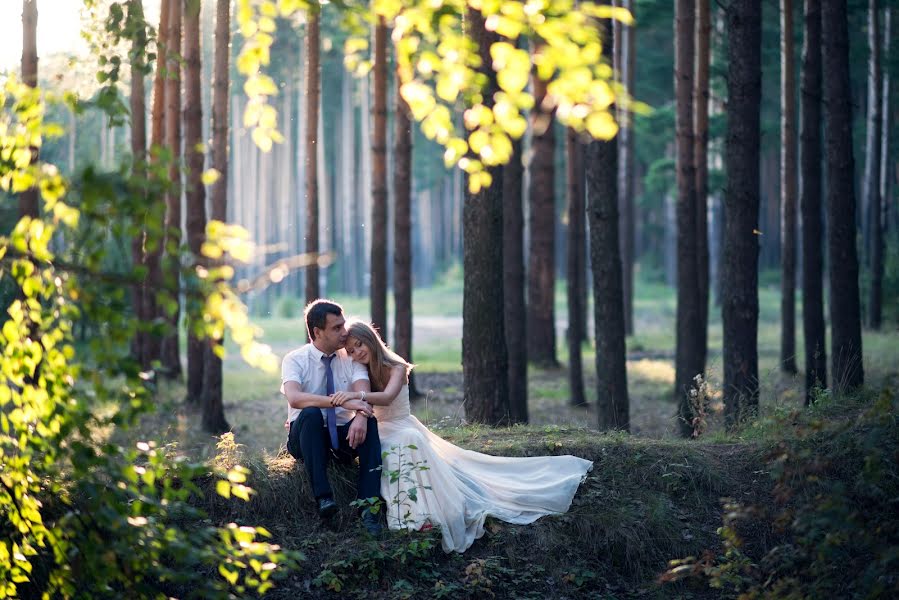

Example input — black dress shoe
[361,509,382,536]
[318,497,338,519]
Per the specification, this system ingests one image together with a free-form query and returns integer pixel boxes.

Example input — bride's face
[345,336,371,366]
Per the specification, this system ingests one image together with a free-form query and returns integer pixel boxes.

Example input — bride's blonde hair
[346,320,413,392]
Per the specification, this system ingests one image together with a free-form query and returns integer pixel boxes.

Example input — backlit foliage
[236,0,639,192]
[0,77,290,598]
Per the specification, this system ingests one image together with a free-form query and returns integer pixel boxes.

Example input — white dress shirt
[280,344,370,426]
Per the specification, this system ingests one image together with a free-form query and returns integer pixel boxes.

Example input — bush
[661,390,899,598]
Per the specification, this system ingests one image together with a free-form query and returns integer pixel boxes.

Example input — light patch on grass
[627,358,675,385]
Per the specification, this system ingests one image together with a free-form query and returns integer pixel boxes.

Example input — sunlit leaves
[235,1,634,191]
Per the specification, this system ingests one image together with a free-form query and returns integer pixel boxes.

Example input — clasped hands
[330,391,372,417]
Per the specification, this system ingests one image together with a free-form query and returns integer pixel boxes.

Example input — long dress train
[375,386,593,553]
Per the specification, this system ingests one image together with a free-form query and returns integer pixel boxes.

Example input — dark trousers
[287,407,382,502]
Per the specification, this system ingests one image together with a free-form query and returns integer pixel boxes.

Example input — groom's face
[315,313,348,354]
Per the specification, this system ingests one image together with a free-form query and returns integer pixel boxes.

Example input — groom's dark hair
[304,299,344,341]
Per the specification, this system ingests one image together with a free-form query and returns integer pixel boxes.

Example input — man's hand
[341,398,373,417]
[346,415,368,449]
[330,390,358,406]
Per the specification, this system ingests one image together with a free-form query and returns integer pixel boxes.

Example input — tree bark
[694,0,711,370]
[19,0,39,220]
[144,0,169,369]
[127,0,148,369]
[161,0,183,380]
[304,5,321,303]
[463,11,509,426]
[393,64,418,397]
[184,0,206,403]
[800,0,827,403]
[879,9,892,237]
[822,0,864,391]
[620,0,636,336]
[781,0,799,373]
[587,130,629,432]
[722,0,761,428]
[675,0,703,436]
[201,0,230,434]
[371,17,388,339]
[864,0,883,330]
[504,138,528,423]
[527,72,558,368]
[566,129,586,408]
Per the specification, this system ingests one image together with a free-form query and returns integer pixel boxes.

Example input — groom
[281,299,382,535]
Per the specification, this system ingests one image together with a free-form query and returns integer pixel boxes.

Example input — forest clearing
[2,0,899,598]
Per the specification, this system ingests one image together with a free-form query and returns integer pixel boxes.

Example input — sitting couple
[281,299,593,553]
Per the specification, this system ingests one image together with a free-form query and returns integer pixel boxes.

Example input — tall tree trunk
[393,65,417,396]
[184,0,206,403]
[504,138,528,423]
[694,0,711,370]
[879,9,892,236]
[19,0,39,220]
[822,0,864,391]
[780,0,799,373]
[722,0,761,428]
[527,72,558,367]
[145,0,169,369]
[304,5,321,303]
[566,129,586,408]
[619,1,636,336]
[128,0,148,368]
[864,0,883,330]
[161,0,183,380]
[674,0,703,437]
[800,0,827,403]
[370,17,388,338]
[201,0,230,434]
[463,11,508,426]
[587,126,629,431]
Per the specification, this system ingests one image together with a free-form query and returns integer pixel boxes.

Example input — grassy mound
[197,427,769,599]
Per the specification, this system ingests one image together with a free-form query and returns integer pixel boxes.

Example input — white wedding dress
[374,386,594,553]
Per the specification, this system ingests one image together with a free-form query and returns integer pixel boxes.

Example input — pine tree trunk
[504,138,528,423]
[304,6,321,303]
[822,0,864,391]
[201,0,230,434]
[675,0,704,437]
[694,0,711,370]
[780,0,799,373]
[161,0,183,380]
[620,1,636,337]
[800,0,827,402]
[587,130,629,432]
[864,0,883,330]
[566,129,586,408]
[19,0,39,219]
[527,72,558,368]
[128,0,148,369]
[145,0,169,369]
[722,0,762,428]
[393,65,417,396]
[463,11,509,426]
[879,9,892,237]
[184,0,206,403]
[371,17,389,339]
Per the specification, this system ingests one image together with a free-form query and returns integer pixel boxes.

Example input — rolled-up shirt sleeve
[350,360,370,384]
[280,351,305,395]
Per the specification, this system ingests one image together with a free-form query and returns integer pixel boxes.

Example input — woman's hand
[330,390,358,406]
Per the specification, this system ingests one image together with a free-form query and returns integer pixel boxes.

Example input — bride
[328,319,593,553]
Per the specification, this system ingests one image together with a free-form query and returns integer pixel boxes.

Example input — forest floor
[134,276,899,598]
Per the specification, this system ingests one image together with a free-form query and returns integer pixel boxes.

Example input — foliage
[661,389,899,599]
[0,76,293,597]
[236,0,640,192]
